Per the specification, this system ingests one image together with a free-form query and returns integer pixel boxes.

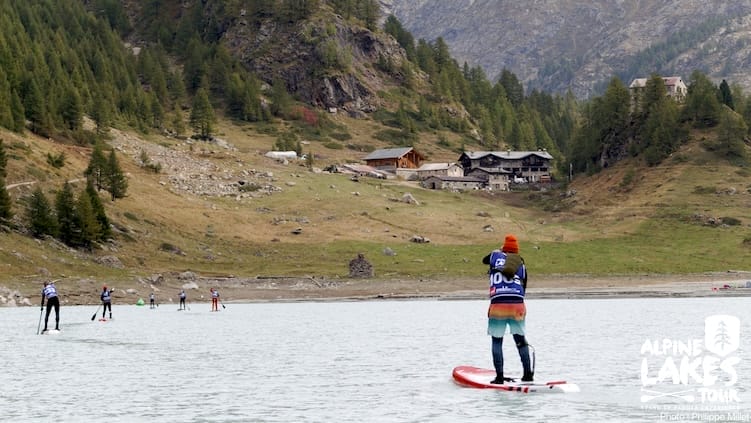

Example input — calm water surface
[1,298,749,422]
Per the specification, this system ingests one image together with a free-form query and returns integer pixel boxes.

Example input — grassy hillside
[3,118,751,294]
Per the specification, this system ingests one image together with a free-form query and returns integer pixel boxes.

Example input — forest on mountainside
[1,0,750,245]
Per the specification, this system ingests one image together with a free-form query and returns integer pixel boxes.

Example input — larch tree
[0,139,6,177]
[189,88,215,139]
[75,189,100,248]
[0,176,11,221]
[86,180,111,240]
[105,148,127,200]
[84,142,108,191]
[55,182,78,246]
[716,108,748,161]
[60,86,83,131]
[719,79,734,110]
[26,186,57,237]
[90,91,111,136]
[682,71,722,128]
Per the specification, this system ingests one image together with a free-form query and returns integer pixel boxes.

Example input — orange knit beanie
[502,234,519,254]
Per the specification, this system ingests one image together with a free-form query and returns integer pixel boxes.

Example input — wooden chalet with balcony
[458,150,554,184]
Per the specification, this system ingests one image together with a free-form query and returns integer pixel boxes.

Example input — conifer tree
[269,78,291,117]
[105,148,127,200]
[189,88,215,139]
[26,187,57,237]
[0,176,11,221]
[716,108,748,161]
[149,93,164,129]
[600,77,631,132]
[358,0,380,30]
[86,180,111,240]
[0,70,13,131]
[0,139,6,178]
[643,74,668,112]
[719,79,734,110]
[90,92,111,136]
[55,182,78,246]
[499,68,524,108]
[168,69,187,105]
[682,71,722,128]
[23,79,52,137]
[85,142,108,191]
[642,97,682,166]
[415,39,437,77]
[384,15,416,60]
[171,106,186,136]
[60,86,83,131]
[76,189,100,248]
[10,89,25,133]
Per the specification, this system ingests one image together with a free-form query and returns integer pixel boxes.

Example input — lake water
[1,297,749,422]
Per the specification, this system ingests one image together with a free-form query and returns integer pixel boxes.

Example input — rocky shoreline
[3,271,751,307]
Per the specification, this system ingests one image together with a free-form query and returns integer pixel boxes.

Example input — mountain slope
[2,0,751,300]
[382,0,751,97]
[4,117,751,289]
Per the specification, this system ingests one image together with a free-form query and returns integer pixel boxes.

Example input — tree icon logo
[705,315,740,357]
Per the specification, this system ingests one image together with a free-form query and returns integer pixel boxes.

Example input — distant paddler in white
[39,280,60,334]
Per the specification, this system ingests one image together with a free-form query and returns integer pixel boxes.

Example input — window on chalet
[479,157,499,167]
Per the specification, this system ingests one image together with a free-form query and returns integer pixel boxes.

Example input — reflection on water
[0,298,749,422]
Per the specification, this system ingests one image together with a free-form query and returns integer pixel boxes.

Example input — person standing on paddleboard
[101,285,114,319]
[210,288,219,311]
[149,292,156,309]
[482,234,533,384]
[178,289,186,310]
[41,281,60,333]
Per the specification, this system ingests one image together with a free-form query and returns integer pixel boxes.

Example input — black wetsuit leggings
[102,301,112,317]
[180,298,186,308]
[44,296,60,328]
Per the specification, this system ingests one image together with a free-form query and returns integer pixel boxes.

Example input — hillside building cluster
[356,147,554,192]
[309,74,688,191]
[341,74,684,192]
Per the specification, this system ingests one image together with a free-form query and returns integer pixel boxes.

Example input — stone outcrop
[223,12,412,116]
[108,129,282,200]
[349,253,374,278]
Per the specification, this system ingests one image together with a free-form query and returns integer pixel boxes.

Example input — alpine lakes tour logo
[640,315,740,404]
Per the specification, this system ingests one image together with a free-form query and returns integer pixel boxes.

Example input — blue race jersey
[487,250,526,303]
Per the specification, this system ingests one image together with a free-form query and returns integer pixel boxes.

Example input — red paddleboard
[98,318,107,322]
[452,366,579,394]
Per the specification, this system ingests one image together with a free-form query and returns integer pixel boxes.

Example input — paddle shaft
[36,304,44,335]
[91,304,102,321]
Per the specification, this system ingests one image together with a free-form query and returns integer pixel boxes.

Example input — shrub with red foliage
[291,106,319,127]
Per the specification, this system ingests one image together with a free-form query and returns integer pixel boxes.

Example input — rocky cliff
[222,10,411,116]
[381,0,751,97]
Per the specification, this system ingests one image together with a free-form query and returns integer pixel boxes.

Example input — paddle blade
[91,313,97,321]
[222,303,226,309]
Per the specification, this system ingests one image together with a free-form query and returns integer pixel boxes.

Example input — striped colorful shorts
[487,302,526,338]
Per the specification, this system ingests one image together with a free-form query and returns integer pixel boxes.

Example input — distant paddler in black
[40,281,60,333]
[178,289,187,310]
[149,292,156,309]
[101,285,114,320]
